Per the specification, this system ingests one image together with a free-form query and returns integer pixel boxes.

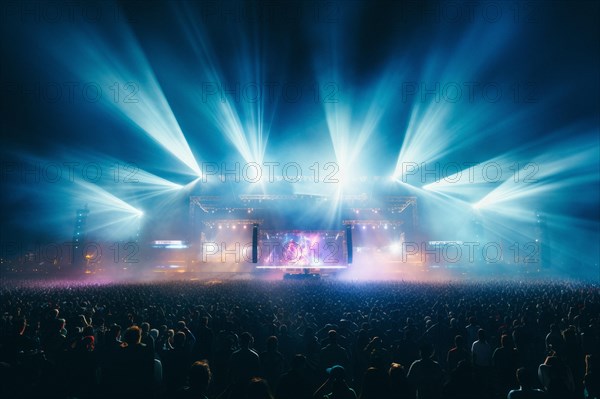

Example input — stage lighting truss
[342,220,404,228]
[190,195,416,214]
[202,219,263,229]
[189,195,418,230]
[385,196,417,213]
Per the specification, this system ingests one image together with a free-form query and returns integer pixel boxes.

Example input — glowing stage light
[47,17,202,176]
[321,69,401,193]
[392,18,521,183]
[174,2,271,168]
[74,180,142,216]
[256,266,347,270]
[467,134,598,214]
[63,180,145,239]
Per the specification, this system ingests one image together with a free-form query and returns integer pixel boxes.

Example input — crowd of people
[0,278,598,399]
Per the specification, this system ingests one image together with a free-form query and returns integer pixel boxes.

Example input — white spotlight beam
[393,18,521,180]
[175,3,271,166]
[47,17,202,176]
[73,179,142,215]
[474,138,599,210]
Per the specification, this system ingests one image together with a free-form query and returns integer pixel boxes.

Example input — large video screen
[259,230,346,267]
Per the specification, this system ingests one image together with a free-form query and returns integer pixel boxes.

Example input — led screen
[259,230,346,267]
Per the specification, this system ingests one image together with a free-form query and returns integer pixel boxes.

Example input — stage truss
[189,194,417,227]
[187,194,418,271]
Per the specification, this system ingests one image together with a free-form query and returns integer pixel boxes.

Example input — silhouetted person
[363,337,390,370]
[388,363,414,399]
[164,331,192,393]
[358,366,388,399]
[512,317,534,372]
[0,317,36,366]
[261,336,285,391]
[229,332,261,386]
[276,354,313,399]
[447,335,470,372]
[278,325,296,367]
[538,356,575,399]
[42,317,67,363]
[213,331,236,394]
[448,318,466,352]
[471,329,493,398]
[178,360,211,399]
[100,324,122,393]
[313,365,357,399]
[465,317,480,349]
[104,324,122,354]
[22,358,69,399]
[407,342,443,399]
[545,325,564,357]
[156,324,171,353]
[584,355,599,399]
[472,329,492,368]
[396,329,419,370]
[195,316,214,362]
[320,330,349,372]
[68,331,99,397]
[140,322,155,356]
[248,376,275,399]
[507,367,546,399]
[493,334,520,395]
[353,326,370,381]
[177,321,197,354]
[442,360,477,399]
[301,327,321,372]
[111,325,154,399]
[423,314,449,366]
[39,308,60,344]
[562,326,584,395]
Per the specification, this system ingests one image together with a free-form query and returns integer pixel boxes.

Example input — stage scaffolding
[187,194,418,270]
